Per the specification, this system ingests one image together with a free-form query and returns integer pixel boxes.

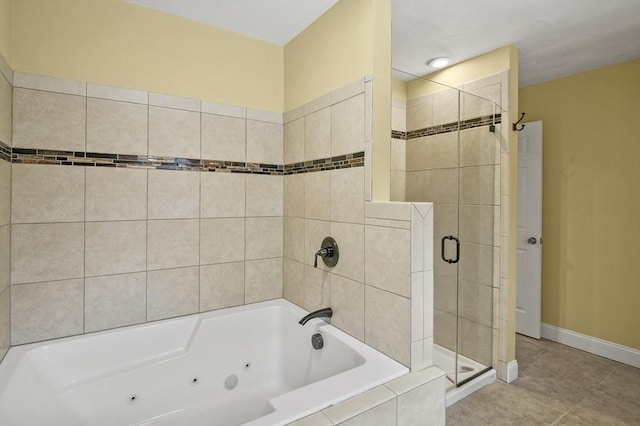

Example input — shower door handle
[441,236,460,264]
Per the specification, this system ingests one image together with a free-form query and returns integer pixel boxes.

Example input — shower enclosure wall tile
[284,217,305,263]
[392,105,406,133]
[305,171,331,221]
[411,272,424,341]
[147,219,199,270]
[460,165,495,205]
[364,285,410,366]
[200,218,245,264]
[406,96,432,131]
[458,280,493,326]
[405,170,430,202]
[146,266,199,321]
[433,309,456,352]
[148,106,200,158]
[283,258,304,308]
[11,223,84,284]
[331,94,365,156]
[411,340,425,371]
[337,398,397,426]
[284,174,305,218]
[200,172,245,218]
[303,265,331,312]
[406,133,458,171]
[391,139,405,171]
[148,169,200,219]
[396,375,446,426]
[246,174,283,217]
[0,287,9,357]
[460,204,495,246]
[330,167,364,224]
[0,73,11,145]
[245,217,283,260]
[461,85,500,120]
[85,167,147,221]
[364,80,372,144]
[330,222,364,283]
[199,262,245,311]
[84,272,146,332]
[364,225,410,297]
[460,126,500,167]
[246,120,283,165]
[304,108,331,161]
[284,117,304,164]
[432,88,459,126]
[201,100,245,119]
[200,114,246,162]
[331,78,365,105]
[245,257,283,304]
[303,93,332,116]
[0,160,11,225]
[426,168,459,204]
[13,73,86,96]
[434,273,456,315]
[390,171,406,202]
[86,83,148,104]
[0,226,9,293]
[86,98,148,155]
[148,93,200,112]
[246,109,283,124]
[461,318,493,367]
[11,164,84,224]
[330,274,365,341]
[458,242,493,285]
[12,88,86,151]
[84,221,147,277]
[11,278,84,345]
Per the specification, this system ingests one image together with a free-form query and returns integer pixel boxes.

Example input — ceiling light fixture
[427,57,451,68]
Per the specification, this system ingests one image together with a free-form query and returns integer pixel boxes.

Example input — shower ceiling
[127,0,640,87]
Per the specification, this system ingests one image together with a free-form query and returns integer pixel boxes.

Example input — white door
[516,121,543,338]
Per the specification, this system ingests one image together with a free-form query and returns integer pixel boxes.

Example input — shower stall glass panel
[392,70,500,388]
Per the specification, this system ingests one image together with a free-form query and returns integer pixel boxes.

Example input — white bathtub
[0,299,408,426]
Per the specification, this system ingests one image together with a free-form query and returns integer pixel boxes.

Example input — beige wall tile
[201,101,245,119]
[405,170,430,202]
[390,171,406,202]
[365,285,410,366]
[246,174,283,217]
[289,412,332,426]
[246,109,282,124]
[337,399,397,426]
[406,96,432,131]
[365,225,410,297]
[459,242,494,285]
[390,139,406,171]
[331,78,365,105]
[304,265,331,312]
[331,274,364,340]
[245,258,283,304]
[406,133,458,171]
[460,127,500,167]
[13,88,85,151]
[412,272,424,341]
[147,219,199,270]
[460,204,495,246]
[11,223,84,284]
[284,217,305,263]
[85,272,146,332]
[85,221,146,277]
[330,222,364,283]
[331,94,365,156]
[304,108,331,161]
[200,218,245,264]
[462,84,500,120]
[459,280,493,327]
[460,165,495,205]
[86,167,147,221]
[147,266,199,321]
[200,172,245,218]
[12,164,84,223]
[284,117,304,164]
[0,226,9,293]
[434,273,456,315]
[148,106,200,158]
[0,74,11,145]
[148,93,199,111]
[428,169,459,204]
[434,309,456,351]
[305,171,331,221]
[304,219,331,269]
[11,279,84,345]
[283,258,304,308]
[461,318,493,366]
[87,98,148,155]
[246,120,283,165]
[0,160,10,225]
[246,217,283,260]
[201,114,246,162]
[392,105,406,133]
[87,83,147,104]
[13,73,85,95]
[0,286,9,358]
[323,385,396,425]
[331,167,364,224]
[284,174,305,218]
[432,88,459,126]
[148,169,200,219]
[397,376,446,426]
[200,262,244,311]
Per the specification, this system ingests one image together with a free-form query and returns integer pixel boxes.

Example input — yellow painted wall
[284,0,374,111]
[392,78,407,100]
[520,59,640,349]
[12,0,283,112]
[0,0,11,65]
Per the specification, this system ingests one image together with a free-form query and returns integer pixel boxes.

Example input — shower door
[398,71,498,388]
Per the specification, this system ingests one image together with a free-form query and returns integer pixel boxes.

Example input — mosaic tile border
[392,113,502,140]
[1,141,363,175]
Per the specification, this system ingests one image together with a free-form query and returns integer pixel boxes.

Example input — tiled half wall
[3,69,373,348]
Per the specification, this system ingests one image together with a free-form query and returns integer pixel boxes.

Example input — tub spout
[299,307,333,325]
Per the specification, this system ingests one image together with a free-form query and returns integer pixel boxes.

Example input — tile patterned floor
[446,335,640,425]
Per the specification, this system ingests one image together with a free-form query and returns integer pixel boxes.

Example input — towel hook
[512,112,526,132]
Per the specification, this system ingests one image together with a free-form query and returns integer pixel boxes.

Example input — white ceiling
[127,0,640,87]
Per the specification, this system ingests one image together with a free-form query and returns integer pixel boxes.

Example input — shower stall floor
[432,344,489,390]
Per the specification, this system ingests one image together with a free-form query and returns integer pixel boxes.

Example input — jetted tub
[0,299,408,426]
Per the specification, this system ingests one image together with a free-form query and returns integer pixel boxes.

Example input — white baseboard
[541,323,640,368]
[506,360,518,383]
